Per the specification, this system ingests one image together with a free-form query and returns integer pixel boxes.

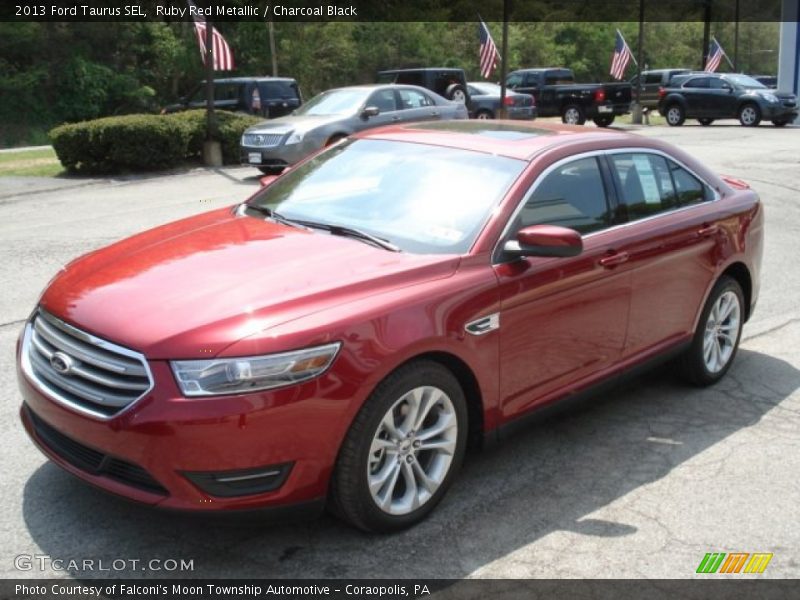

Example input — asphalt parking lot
[0,121,798,580]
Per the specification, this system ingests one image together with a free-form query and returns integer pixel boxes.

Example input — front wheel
[678,276,744,386]
[330,361,467,532]
[593,115,615,127]
[475,109,494,120]
[738,103,761,127]
[561,104,586,125]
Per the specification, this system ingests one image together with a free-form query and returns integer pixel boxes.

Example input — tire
[738,103,761,127]
[475,109,494,120]
[665,103,685,126]
[698,118,714,126]
[772,119,789,127]
[445,84,467,104]
[258,167,283,175]
[330,360,468,532]
[561,104,586,125]
[593,115,615,127]
[325,133,347,146]
[678,276,744,387]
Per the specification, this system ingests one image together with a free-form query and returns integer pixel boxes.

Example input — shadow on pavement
[21,348,799,578]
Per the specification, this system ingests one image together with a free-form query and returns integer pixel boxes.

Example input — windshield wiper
[291,219,401,252]
[240,203,303,229]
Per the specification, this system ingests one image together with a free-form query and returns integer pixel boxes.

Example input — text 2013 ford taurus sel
[17,121,763,532]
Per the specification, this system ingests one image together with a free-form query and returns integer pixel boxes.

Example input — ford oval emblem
[50,352,74,375]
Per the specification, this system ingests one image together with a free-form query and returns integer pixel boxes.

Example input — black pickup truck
[506,68,632,126]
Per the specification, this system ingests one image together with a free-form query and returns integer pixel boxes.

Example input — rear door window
[398,88,435,108]
[683,77,710,89]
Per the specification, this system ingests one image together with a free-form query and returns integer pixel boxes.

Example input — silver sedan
[240,84,469,173]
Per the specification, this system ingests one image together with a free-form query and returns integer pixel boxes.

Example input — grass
[0,147,63,177]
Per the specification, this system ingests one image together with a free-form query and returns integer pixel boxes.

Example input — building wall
[778,0,800,122]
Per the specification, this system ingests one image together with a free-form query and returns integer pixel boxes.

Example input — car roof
[322,84,438,93]
[378,68,465,74]
[352,120,656,161]
[207,77,297,84]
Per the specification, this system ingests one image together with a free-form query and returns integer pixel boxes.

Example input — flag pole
[714,37,736,70]
[203,14,221,166]
[617,29,638,66]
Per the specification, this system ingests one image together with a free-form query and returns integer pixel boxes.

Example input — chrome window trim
[492,147,721,264]
[20,312,155,421]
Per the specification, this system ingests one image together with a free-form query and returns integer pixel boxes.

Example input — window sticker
[632,155,662,204]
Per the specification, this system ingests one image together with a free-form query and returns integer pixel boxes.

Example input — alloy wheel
[740,106,758,126]
[667,107,682,125]
[367,386,457,515]
[564,107,580,124]
[702,290,741,373]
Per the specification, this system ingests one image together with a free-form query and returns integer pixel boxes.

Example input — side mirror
[361,106,380,119]
[259,174,278,188]
[503,225,583,258]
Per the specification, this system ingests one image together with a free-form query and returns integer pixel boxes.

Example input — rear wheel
[331,361,467,532]
[475,109,494,120]
[665,104,685,126]
[698,118,714,126]
[738,103,761,127]
[561,104,586,125]
[678,276,744,386]
[593,115,615,127]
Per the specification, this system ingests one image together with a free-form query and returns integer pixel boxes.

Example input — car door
[357,88,402,130]
[681,76,711,117]
[395,88,442,122]
[708,77,738,117]
[605,151,720,358]
[494,155,632,421]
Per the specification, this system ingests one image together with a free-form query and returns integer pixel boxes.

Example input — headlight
[285,130,304,145]
[763,93,779,103]
[171,342,341,397]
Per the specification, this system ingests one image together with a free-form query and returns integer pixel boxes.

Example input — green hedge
[49,110,263,174]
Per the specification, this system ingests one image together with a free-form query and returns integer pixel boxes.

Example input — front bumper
[761,103,798,121]
[17,349,354,513]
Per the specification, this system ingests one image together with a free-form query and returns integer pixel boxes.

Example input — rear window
[259,81,300,100]
[213,83,242,101]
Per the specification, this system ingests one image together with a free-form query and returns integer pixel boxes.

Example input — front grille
[26,406,167,495]
[242,132,284,147]
[22,309,152,419]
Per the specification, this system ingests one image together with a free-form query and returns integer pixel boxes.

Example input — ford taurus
[17,121,763,532]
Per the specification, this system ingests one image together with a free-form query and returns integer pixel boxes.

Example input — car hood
[40,208,459,359]
[246,114,348,135]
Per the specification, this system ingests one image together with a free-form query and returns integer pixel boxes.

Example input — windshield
[248,139,525,254]
[470,82,501,95]
[725,74,767,89]
[293,89,370,116]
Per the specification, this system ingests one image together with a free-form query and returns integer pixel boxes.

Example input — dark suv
[377,68,470,105]
[163,77,302,118]
[658,72,797,127]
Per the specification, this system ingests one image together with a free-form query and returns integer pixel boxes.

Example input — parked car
[506,67,632,126]
[658,72,798,127]
[377,67,470,104]
[18,121,762,532]
[466,82,536,120]
[240,84,468,173]
[162,77,302,118]
[629,68,691,110]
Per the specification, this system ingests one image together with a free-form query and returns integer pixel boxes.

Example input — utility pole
[268,19,278,76]
[498,0,510,119]
[632,0,645,124]
[701,0,712,69]
[733,0,740,71]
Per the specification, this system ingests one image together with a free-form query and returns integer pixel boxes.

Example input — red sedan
[17,121,763,532]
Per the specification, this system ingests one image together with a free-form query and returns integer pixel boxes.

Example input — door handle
[599,251,629,268]
[697,224,719,237]
[391,115,401,122]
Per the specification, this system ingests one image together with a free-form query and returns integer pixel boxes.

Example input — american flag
[609,30,634,81]
[189,1,234,71]
[705,37,726,72]
[479,19,499,79]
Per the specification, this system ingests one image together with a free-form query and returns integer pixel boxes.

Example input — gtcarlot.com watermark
[14,554,194,573]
